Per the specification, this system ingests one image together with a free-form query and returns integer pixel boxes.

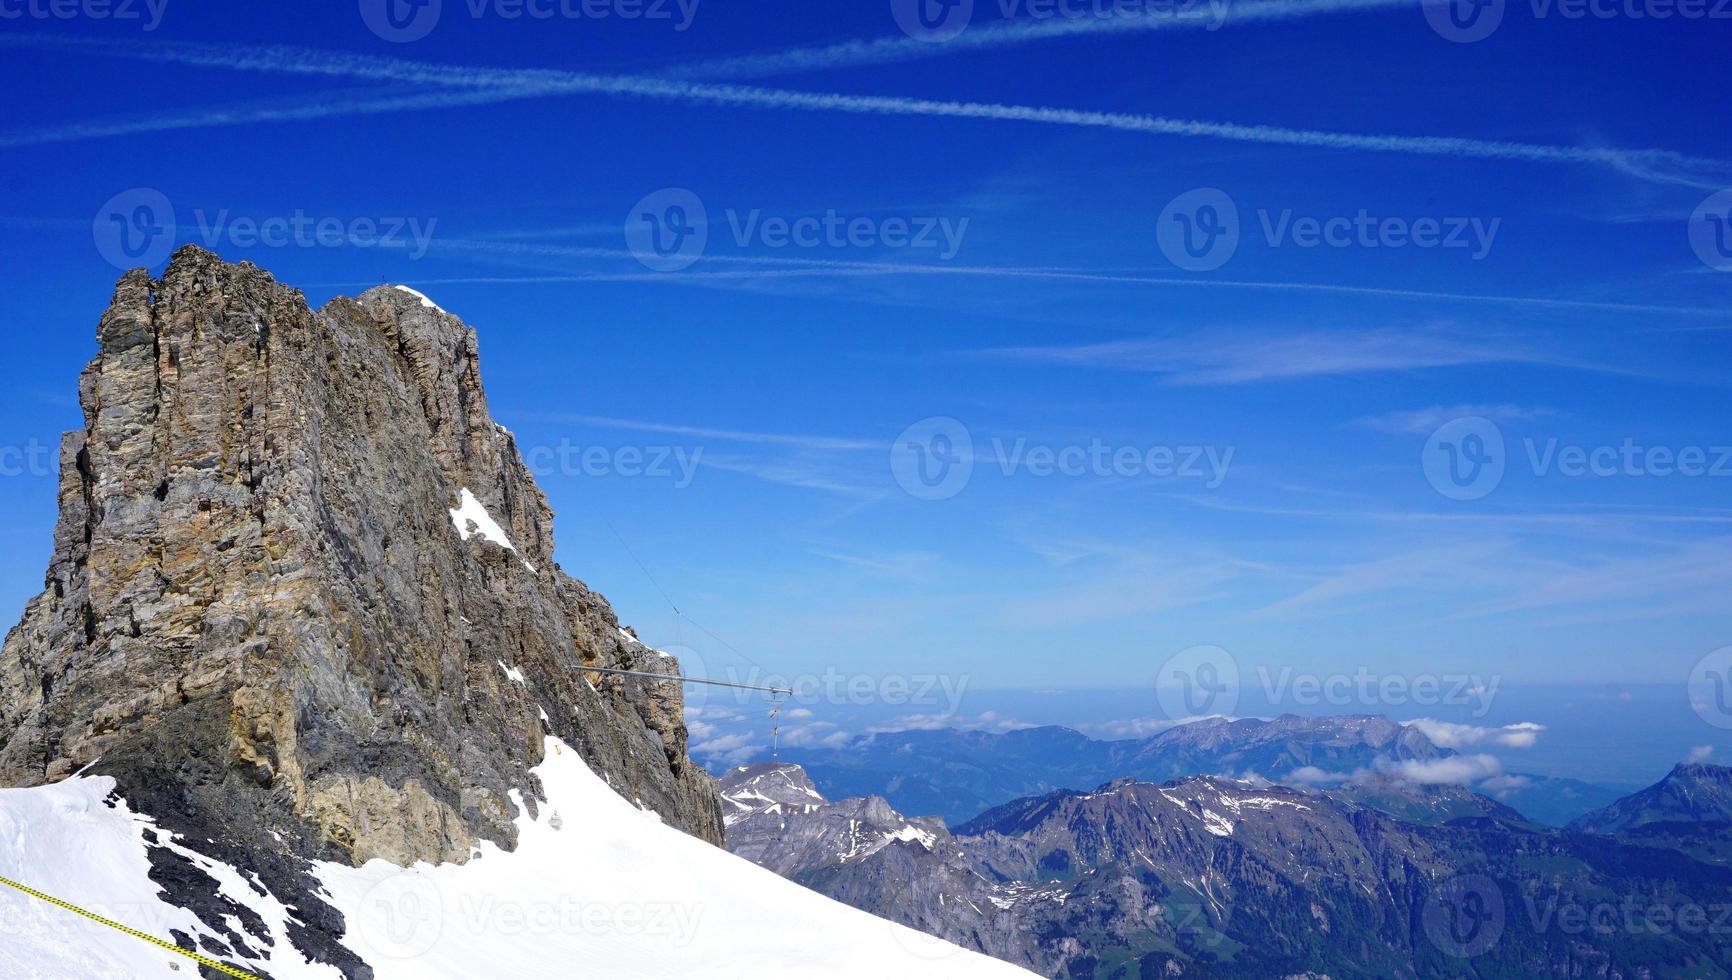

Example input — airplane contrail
[667,0,1419,79]
[1,35,1725,188]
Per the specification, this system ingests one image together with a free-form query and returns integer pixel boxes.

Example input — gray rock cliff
[0,246,722,975]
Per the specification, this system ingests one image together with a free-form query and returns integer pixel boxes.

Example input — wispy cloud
[1083,714,1238,739]
[696,453,886,499]
[543,414,881,452]
[2,36,1726,187]
[669,0,1417,80]
[1256,535,1732,624]
[1352,404,1557,434]
[984,327,1595,385]
[864,710,1034,734]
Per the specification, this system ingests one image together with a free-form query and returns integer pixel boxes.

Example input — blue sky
[0,0,1729,738]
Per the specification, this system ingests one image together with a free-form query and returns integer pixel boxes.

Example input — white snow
[0,776,343,979]
[314,737,1032,977]
[496,660,526,685]
[1200,809,1235,837]
[885,824,938,850]
[1,740,1035,979]
[392,285,445,312]
[449,488,535,572]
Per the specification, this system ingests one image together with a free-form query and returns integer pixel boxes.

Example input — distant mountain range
[1572,763,1732,834]
[724,759,1732,978]
[769,714,1626,827]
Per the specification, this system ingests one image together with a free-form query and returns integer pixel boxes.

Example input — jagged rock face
[0,247,722,956]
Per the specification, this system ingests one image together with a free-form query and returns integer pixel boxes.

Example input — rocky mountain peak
[0,248,722,974]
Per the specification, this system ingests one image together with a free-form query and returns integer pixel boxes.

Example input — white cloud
[1406,719,1545,750]
[1690,745,1715,763]
[1378,754,1504,785]
[1476,774,1532,796]
[692,733,764,767]
[1285,765,1350,787]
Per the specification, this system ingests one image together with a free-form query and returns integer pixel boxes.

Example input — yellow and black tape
[0,872,265,980]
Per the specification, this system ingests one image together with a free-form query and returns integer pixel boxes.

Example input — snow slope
[0,739,1036,979]
[0,774,342,979]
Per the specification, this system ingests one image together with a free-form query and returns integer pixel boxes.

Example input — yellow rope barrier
[0,872,265,980]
